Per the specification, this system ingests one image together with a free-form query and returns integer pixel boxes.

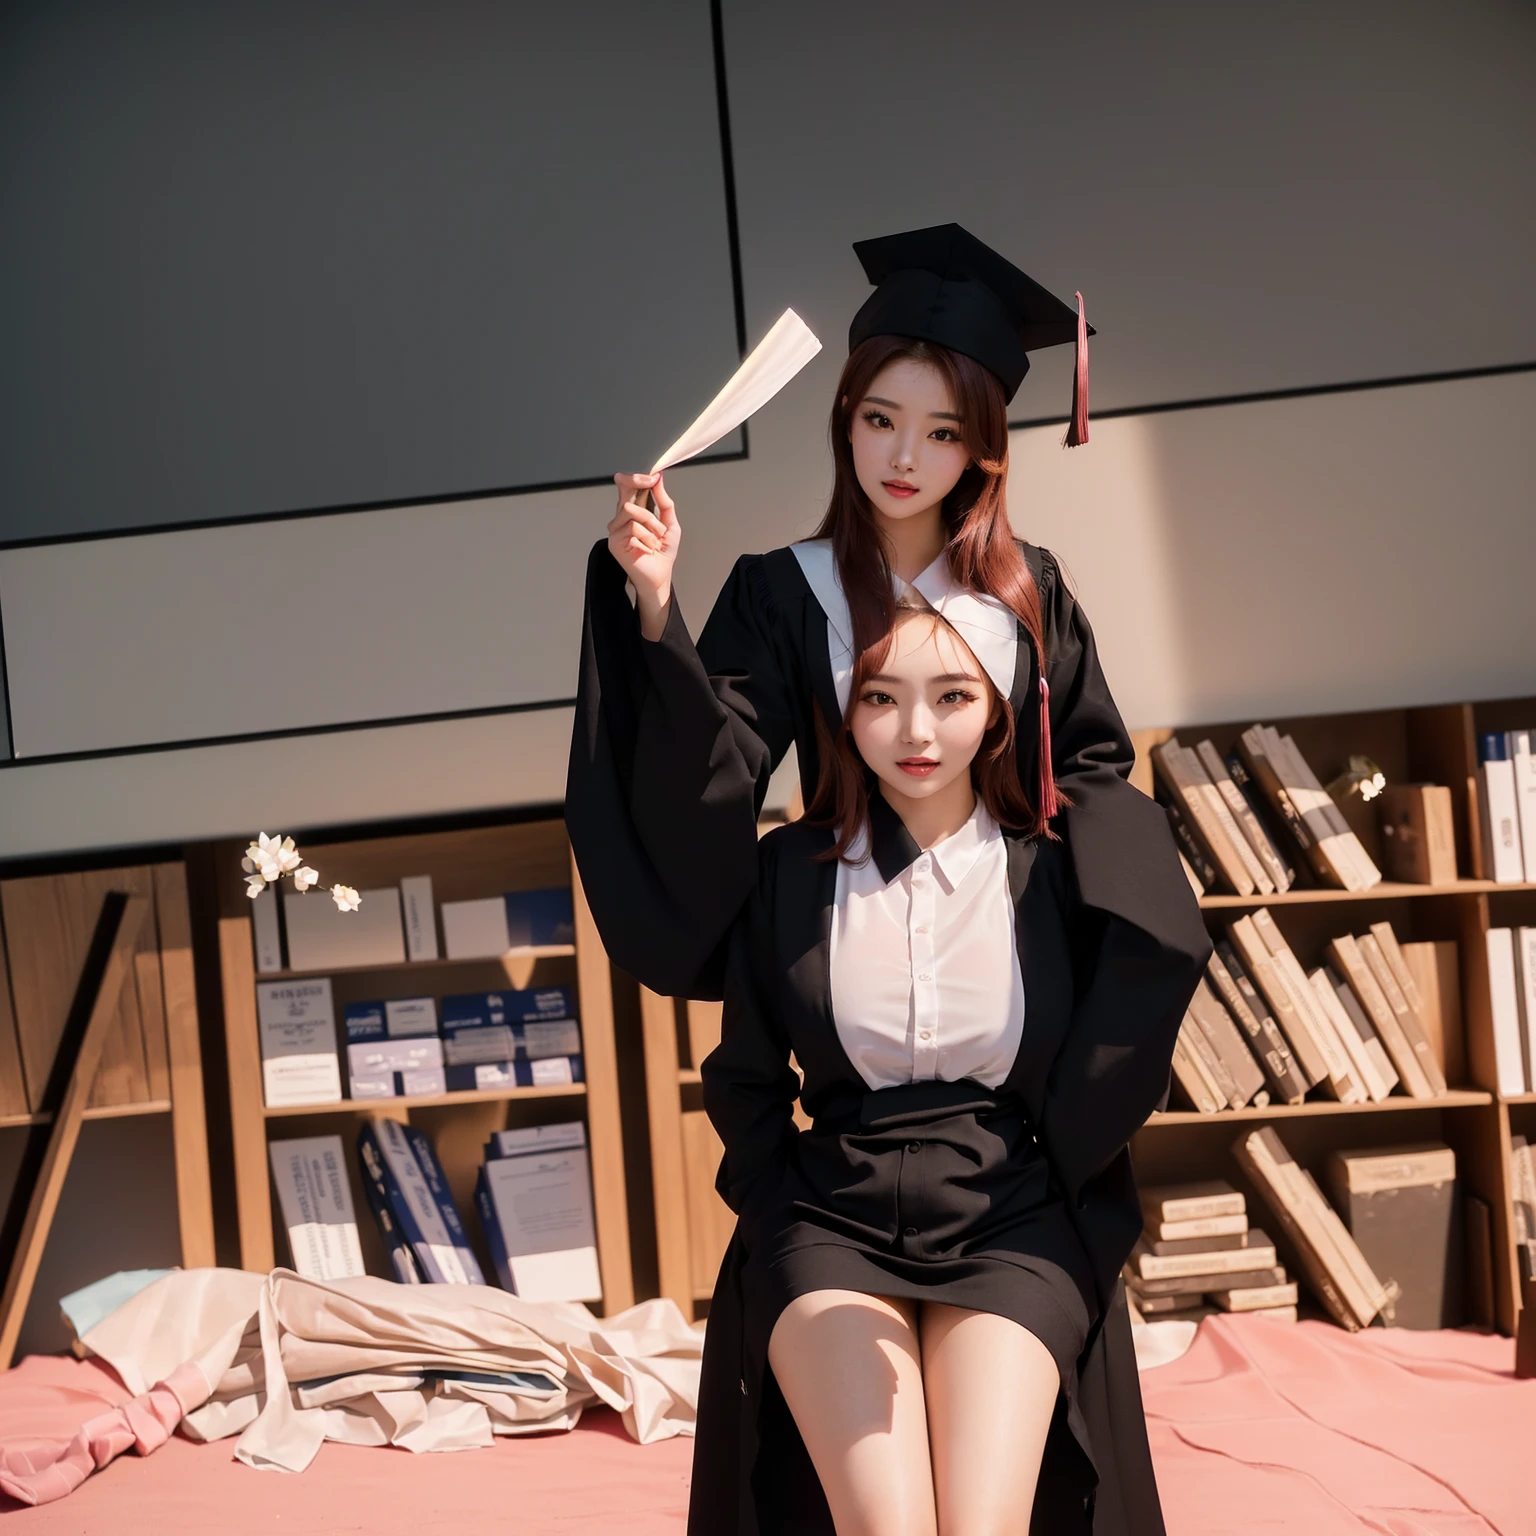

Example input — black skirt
[735,1077,1102,1522]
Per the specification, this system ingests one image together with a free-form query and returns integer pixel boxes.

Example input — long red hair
[809,335,1063,841]
[807,608,1034,863]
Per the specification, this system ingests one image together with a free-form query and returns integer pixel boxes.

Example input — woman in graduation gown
[697,600,1202,1534]
[565,223,1212,1531]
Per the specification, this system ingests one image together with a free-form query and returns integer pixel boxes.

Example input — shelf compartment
[0,1097,173,1130]
[1145,1088,1492,1127]
[263,1082,587,1117]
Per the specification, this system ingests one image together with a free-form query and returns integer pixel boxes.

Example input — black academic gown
[564,534,1212,1532]
[693,801,1210,1535]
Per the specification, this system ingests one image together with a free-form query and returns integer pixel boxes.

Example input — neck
[877,774,976,851]
[876,504,946,584]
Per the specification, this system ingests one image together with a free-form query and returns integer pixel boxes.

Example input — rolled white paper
[650,308,822,474]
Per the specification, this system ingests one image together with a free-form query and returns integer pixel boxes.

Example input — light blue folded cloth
[59,1268,174,1345]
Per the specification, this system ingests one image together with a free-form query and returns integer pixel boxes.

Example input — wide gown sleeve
[565,540,796,999]
[699,839,802,1221]
[1034,550,1213,1205]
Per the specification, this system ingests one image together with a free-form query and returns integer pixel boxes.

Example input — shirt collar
[865,790,999,888]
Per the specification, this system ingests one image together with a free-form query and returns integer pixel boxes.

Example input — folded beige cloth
[78,1268,702,1472]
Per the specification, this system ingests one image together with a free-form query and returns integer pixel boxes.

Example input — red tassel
[1038,675,1061,821]
[1063,291,1089,448]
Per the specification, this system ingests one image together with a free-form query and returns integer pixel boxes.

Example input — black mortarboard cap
[849,222,1094,442]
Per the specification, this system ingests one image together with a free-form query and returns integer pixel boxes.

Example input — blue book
[440,986,575,1027]
[503,888,575,948]
[401,1123,485,1285]
[446,1054,584,1093]
[1481,732,1510,764]
[475,1167,516,1293]
[360,1120,482,1284]
[355,1125,423,1284]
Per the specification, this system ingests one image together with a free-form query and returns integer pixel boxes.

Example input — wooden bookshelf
[214,816,635,1314]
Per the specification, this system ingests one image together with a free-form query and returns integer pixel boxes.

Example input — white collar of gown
[789,538,1018,715]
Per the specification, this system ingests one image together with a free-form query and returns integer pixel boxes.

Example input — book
[1146,1229,1256,1256]
[503,887,576,948]
[346,1037,446,1099]
[399,874,439,961]
[1187,976,1267,1107]
[1169,1028,1224,1114]
[1179,1007,1241,1110]
[487,1121,588,1158]
[1177,850,1205,898]
[1227,916,1328,1088]
[1363,926,1448,1094]
[1326,934,1435,1099]
[1150,1211,1251,1242]
[358,1119,485,1284]
[440,988,580,1065]
[1196,738,1291,892]
[477,1137,602,1302]
[251,885,283,973]
[1378,784,1458,885]
[446,1055,585,1091]
[1487,929,1528,1094]
[1233,1125,1389,1330]
[1152,739,1255,895]
[1180,743,1273,894]
[1139,1181,1246,1224]
[1129,1265,1285,1297]
[1327,971,1400,1099]
[1161,796,1219,892]
[1250,909,1362,1101]
[1308,967,1391,1102]
[1400,940,1462,1084]
[1516,928,1536,1092]
[1210,942,1308,1103]
[268,1135,366,1281]
[1512,731,1536,885]
[1326,1143,1460,1328]
[283,887,406,971]
[256,978,343,1107]
[1478,733,1525,883]
[1212,1282,1299,1311]
[1273,729,1381,890]
[1224,750,1301,890]
[441,897,512,959]
[355,1128,423,1283]
[1131,1233,1277,1281]
[1240,728,1357,890]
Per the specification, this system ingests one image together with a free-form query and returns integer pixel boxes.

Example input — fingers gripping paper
[650,309,821,474]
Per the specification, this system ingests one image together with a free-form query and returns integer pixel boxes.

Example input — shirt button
[903,1226,918,1238]
[906,1141,921,1154]
[915,926,929,935]
[917,972,932,982]
[919,1030,933,1041]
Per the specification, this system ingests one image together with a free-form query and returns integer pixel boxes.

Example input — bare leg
[767,1290,937,1536]
[920,1302,1060,1536]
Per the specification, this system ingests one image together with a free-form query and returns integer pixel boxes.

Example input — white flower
[245,873,267,899]
[245,833,284,883]
[331,884,361,912]
[293,866,320,893]
[274,835,302,875]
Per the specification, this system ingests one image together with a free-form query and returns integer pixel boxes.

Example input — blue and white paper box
[344,996,438,1044]
[503,888,576,948]
[440,988,579,1066]
[445,1054,584,1092]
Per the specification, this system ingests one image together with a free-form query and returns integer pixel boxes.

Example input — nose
[890,430,919,473]
[901,699,936,745]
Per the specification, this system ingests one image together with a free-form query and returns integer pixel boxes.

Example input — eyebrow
[862,395,963,423]
[866,671,982,685]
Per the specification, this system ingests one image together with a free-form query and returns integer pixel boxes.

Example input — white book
[256,979,342,1106]
[251,885,283,973]
[284,887,406,971]
[1487,928,1529,1094]
[1510,731,1536,883]
[441,897,511,960]
[489,1121,587,1158]
[481,1147,602,1302]
[400,875,439,961]
[268,1135,365,1280]
[1515,929,1536,1094]
[1479,736,1524,883]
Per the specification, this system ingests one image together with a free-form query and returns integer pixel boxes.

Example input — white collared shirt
[829,802,1025,1090]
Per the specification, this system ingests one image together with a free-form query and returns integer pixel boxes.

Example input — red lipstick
[882,480,918,499]
[897,757,938,778]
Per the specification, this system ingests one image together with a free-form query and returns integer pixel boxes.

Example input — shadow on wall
[1008,369,1536,731]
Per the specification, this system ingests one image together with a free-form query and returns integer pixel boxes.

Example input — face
[847,356,971,525]
[849,611,995,807]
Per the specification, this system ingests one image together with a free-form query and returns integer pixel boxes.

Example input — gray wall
[2,2,1533,1352]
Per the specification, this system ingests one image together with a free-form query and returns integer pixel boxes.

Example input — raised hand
[608,472,680,641]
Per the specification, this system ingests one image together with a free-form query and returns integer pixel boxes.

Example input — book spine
[1161,795,1219,891]
[475,1168,516,1292]
[1212,942,1308,1103]
[1197,738,1289,892]
[1177,850,1206,898]
[1182,745,1271,894]
[251,886,283,973]
[1511,730,1536,882]
[400,875,439,962]
[1134,1243,1279,1281]
[1152,1212,1250,1239]
[355,1124,423,1284]
[1236,730,1335,885]
[369,1120,461,1283]
[1517,929,1536,1093]
[1309,968,1387,1102]
[1169,1029,1223,1114]
[1357,933,1447,1094]
[1225,752,1300,889]
[1182,1008,1241,1108]
[1487,929,1530,1095]
[1153,740,1251,894]
[1327,968,1399,1097]
[1326,934,1434,1098]
[1228,915,1329,1088]
[1480,734,1524,883]
[1262,729,1362,890]
[403,1125,486,1285]
[1279,731,1382,889]
[1188,977,1267,1106]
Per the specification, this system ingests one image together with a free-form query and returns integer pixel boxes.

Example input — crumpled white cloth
[77,1268,703,1473]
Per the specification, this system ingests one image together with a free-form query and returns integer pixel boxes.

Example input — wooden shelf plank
[0,1097,173,1130]
[1198,880,1536,909]
[260,945,576,982]
[263,1083,588,1117]
[1505,1092,1536,1105]
[1144,1088,1493,1127]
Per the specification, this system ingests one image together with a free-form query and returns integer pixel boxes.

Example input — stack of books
[1154,727,1381,897]
[474,1122,602,1303]
[1126,1181,1296,1322]
[356,1118,485,1285]
[1476,729,1536,884]
[1511,1136,1536,1283]
[1234,1125,1393,1330]
[344,996,446,1098]
[1484,927,1536,1093]
[441,985,584,1089]
[1169,912,1451,1113]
